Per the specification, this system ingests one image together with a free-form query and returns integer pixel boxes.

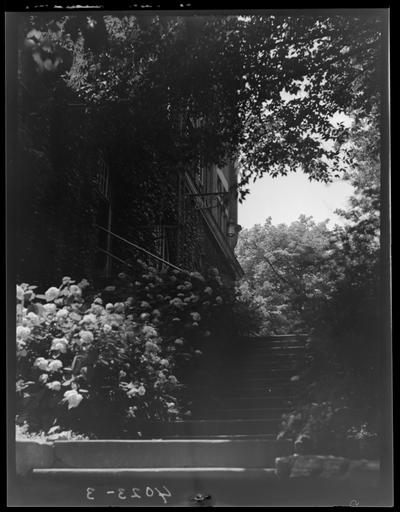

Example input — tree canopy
[20,12,383,200]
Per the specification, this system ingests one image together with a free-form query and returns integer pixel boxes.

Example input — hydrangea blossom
[79,330,94,343]
[69,285,82,297]
[190,312,201,322]
[16,285,24,301]
[103,324,112,333]
[56,308,69,320]
[170,297,184,308]
[34,357,49,371]
[45,287,60,302]
[145,340,159,352]
[43,303,57,315]
[50,337,68,353]
[16,325,31,340]
[48,359,63,373]
[168,375,178,385]
[46,380,61,391]
[142,325,158,338]
[63,389,83,409]
[82,313,97,325]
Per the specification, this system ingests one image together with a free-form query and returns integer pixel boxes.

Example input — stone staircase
[18,335,308,506]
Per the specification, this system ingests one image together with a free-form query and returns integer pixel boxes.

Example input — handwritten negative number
[86,487,95,500]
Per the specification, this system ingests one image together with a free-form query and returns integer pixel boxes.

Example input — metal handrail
[96,225,188,273]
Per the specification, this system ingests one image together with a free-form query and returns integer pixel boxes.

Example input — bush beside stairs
[15,335,319,506]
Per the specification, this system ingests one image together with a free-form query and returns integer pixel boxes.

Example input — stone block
[16,441,54,476]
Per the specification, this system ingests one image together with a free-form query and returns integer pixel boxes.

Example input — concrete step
[213,396,294,408]
[245,345,306,351]
[235,355,305,363]
[224,368,301,378]
[18,466,382,507]
[160,434,277,440]
[204,408,287,420]
[146,419,282,436]
[50,439,292,469]
[32,467,279,479]
[228,376,297,385]
[27,467,283,506]
[223,363,302,372]
[219,386,296,397]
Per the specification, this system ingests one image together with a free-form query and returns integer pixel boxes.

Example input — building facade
[14,21,243,286]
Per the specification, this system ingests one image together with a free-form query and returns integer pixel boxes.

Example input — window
[96,153,110,201]
[195,153,205,188]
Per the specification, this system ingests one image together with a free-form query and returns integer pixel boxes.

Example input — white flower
[103,324,112,333]
[26,312,40,325]
[105,303,114,311]
[93,297,103,305]
[43,303,57,315]
[79,330,94,343]
[47,359,63,372]
[125,382,139,397]
[34,357,49,371]
[46,380,61,391]
[158,373,167,383]
[90,304,104,315]
[69,311,82,322]
[114,302,125,313]
[16,325,31,340]
[51,337,68,353]
[174,338,184,346]
[190,271,205,282]
[62,276,72,285]
[190,312,201,322]
[137,385,146,396]
[69,285,82,297]
[78,278,90,289]
[168,375,178,385]
[215,296,223,304]
[145,340,159,352]
[39,373,49,383]
[160,358,169,367]
[143,325,158,338]
[56,308,69,320]
[82,313,96,325]
[140,301,151,309]
[16,285,24,301]
[45,287,60,302]
[195,350,202,356]
[170,297,184,308]
[204,287,213,295]
[63,389,83,409]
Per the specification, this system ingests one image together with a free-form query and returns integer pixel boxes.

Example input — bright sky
[238,109,354,229]
[238,172,354,229]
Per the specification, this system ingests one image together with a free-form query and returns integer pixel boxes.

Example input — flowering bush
[16,277,190,436]
[277,401,380,457]
[16,264,255,437]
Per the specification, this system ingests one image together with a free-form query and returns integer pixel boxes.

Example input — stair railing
[95,224,188,274]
